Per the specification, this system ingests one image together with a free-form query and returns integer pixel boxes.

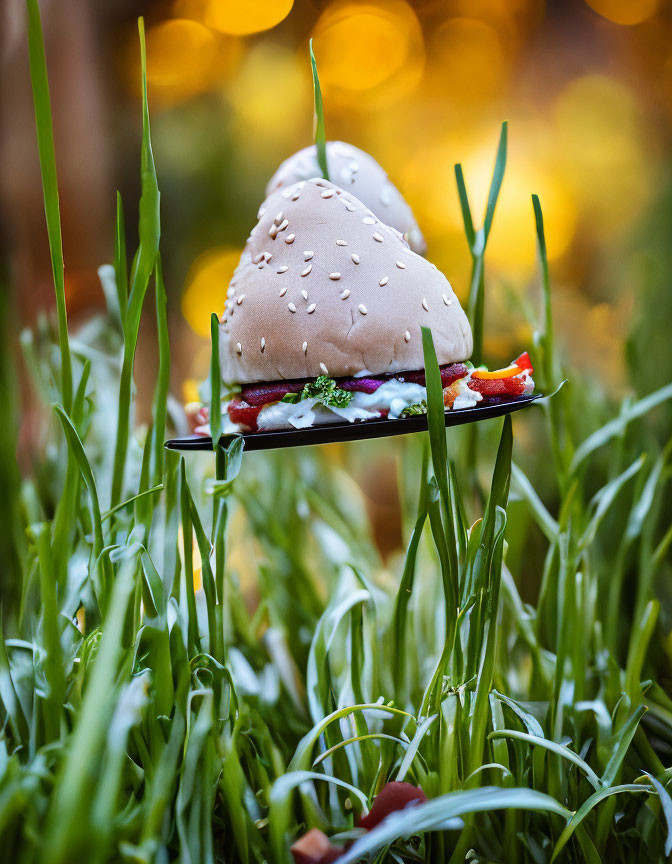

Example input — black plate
[165,394,541,453]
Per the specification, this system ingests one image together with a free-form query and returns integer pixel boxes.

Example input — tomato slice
[227,399,263,432]
[468,376,528,397]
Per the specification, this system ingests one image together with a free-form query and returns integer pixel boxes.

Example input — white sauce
[219,369,534,432]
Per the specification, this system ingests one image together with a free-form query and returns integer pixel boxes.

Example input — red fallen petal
[291,828,343,864]
[358,781,427,831]
[227,399,263,432]
[468,376,527,398]
[514,351,534,373]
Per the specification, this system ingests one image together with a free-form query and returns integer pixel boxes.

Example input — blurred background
[1,0,671,600]
[3,0,672,397]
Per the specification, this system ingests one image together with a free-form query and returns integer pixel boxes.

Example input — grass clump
[1,4,672,862]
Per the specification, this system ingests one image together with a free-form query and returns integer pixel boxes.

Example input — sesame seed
[227,287,235,298]
[236,342,242,354]
[358,304,368,315]
[285,234,295,244]
[372,232,383,243]
[258,263,264,269]
[303,250,314,260]
[291,193,300,201]
[257,206,266,219]
[307,303,316,314]
[253,253,263,264]
[260,338,266,352]
[268,226,278,239]
[396,260,406,269]
[236,294,245,305]
[344,202,356,212]
[274,211,283,224]
[321,189,335,198]
[277,265,288,273]
[301,289,308,300]
[329,272,341,281]
[336,239,348,246]
[288,302,296,312]
[264,252,272,262]
[279,286,288,297]
[320,363,329,375]
[278,219,289,232]
[442,294,452,306]
[340,289,351,299]
[363,216,376,225]
[422,298,429,311]
[301,264,312,277]
[302,341,308,353]
[351,254,360,264]
[379,276,389,287]
[404,331,411,342]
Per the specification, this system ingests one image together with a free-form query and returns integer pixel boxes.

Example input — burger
[188,177,534,437]
[265,141,426,254]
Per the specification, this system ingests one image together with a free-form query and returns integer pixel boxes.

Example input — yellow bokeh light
[312,1,424,108]
[143,18,241,106]
[554,75,653,237]
[228,43,310,153]
[182,247,242,338]
[175,0,294,35]
[428,18,506,100]
[403,125,577,277]
[584,0,659,26]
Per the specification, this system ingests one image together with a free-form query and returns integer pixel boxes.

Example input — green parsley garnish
[301,376,353,408]
[400,401,427,417]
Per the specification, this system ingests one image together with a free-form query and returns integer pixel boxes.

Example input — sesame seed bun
[265,141,426,254]
[219,179,472,384]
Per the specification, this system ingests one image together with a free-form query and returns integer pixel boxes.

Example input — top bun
[266,141,426,254]
[219,178,472,385]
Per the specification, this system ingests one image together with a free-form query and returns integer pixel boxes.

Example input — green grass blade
[111,17,160,504]
[570,382,672,473]
[42,553,138,864]
[101,484,163,522]
[551,784,651,862]
[601,705,648,787]
[210,312,222,451]
[25,0,73,413]
[642,772,672,857]
[151,257,170,485]
[309,39,329,181]
[114,191,128,329]
[489,729,602,790]
[337,786,570,864]
[483,121,508,243]
[511,462,559,542]
[31,522,65,742]
[454,164,476,251]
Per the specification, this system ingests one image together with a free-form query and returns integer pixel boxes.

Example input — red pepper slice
[514,351,533,373]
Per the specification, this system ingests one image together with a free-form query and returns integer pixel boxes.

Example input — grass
[2,3,672,862]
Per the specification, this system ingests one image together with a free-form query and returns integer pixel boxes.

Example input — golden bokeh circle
[174,0,294,35]
[311,0,425,108]
[584,0,659,26]
[182,247,242,337]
